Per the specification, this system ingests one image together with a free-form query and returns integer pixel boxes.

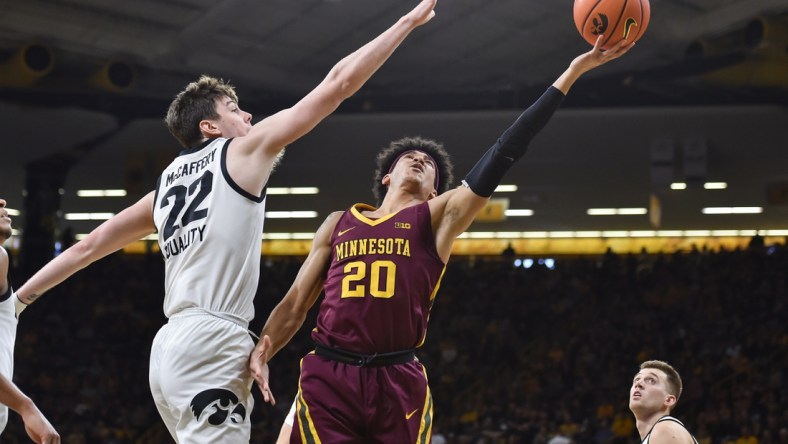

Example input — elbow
[68,236,100,268]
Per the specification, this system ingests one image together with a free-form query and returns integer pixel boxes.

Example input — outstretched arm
[15,192,156,308]
[248,212,341,403]
[228,0,438,193]
[0,375,60,443]
[430,36,634,260]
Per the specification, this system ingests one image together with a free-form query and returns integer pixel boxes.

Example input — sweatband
[388,150,440,190]
[463,86,565,197]
[14,293,27,318]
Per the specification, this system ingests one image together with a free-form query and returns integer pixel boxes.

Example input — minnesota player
[250,36,635,443]
[12,1,439,442]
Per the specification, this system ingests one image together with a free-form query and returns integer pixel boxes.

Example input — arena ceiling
[1,0,787,246]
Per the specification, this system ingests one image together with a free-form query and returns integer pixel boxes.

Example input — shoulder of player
[314,212,344,239]
[226,125,282,160]
[650,418,693,443]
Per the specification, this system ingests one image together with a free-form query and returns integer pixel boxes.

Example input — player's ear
[199,119,221,137]
[427,189,437,200]
[382,174,391,187]
[664,394,677,409]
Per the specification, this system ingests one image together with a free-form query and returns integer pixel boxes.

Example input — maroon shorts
[290,352,433,443]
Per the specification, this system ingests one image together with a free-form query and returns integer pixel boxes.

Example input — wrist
[13,293,28,317]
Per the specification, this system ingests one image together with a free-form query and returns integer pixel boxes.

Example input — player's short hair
[640,360,683,402]
[165,75,239,148]
[373,136,454,205]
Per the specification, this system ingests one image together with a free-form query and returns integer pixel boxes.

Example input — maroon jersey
[312,202,446,354]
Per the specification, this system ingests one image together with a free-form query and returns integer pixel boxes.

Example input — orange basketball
[574,0,651,49]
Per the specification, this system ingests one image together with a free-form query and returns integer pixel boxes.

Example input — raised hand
[405,0,437,27]
[570,34,635,73]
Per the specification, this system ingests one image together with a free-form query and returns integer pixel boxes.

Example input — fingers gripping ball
[574,0,651,49]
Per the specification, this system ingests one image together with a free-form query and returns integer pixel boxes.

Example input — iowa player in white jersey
[0,198,59,443]
[13,2,439,442]
[630,360,698,444]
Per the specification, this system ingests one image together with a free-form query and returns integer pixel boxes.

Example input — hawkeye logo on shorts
[191,388,247,426]
[394,222,411,229]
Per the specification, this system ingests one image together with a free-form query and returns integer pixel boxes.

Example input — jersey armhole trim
[221,138,267,203]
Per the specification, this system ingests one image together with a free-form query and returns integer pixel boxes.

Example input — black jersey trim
[179,138,215,157]
[220,139,267,203]
[0,283,13,303]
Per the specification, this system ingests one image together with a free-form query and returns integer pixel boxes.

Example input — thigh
[291,355,433,444]
[291,353,365,444]
[368,361,433,444]
[151,315,255,443]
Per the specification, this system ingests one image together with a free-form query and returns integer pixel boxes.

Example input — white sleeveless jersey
[642,416,698,444]
[0,280,16,434]
[153,138,266,323]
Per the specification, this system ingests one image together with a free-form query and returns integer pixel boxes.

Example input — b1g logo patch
[190,388,247,426]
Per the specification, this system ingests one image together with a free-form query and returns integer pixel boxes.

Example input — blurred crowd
[2,240,786,443]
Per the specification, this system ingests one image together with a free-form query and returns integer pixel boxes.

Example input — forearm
[260,303,308,361]
[17,192,154,305]
[16,241,94,304]
[324,15,423,99]
[552,63,590,95]
[0,376,33,414]
[463,86,565,197]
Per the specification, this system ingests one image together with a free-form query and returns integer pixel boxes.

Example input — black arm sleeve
[463,86,566,197]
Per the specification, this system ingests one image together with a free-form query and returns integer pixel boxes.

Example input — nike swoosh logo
[623,17,637,39]
[405,408,419,420]
[338,227,356,236]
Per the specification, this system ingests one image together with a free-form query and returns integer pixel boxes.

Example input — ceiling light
[494,185,518,193]
[77,189,127,197]
[65,213,114,220]
[587,208,647,215]
[703,182,728,190]
[617,208,647,215]
[671,183,687,190]
[264,211,318,219]
[587,208,617,215]
[267,187,319,195]
[575,231,602,238]
[702,207,762,214]
[505,209,533,216]
[5,208,20,216]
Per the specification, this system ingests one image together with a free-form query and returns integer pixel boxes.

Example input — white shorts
[149,310,255,443]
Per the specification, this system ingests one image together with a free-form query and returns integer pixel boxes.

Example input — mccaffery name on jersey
[165,148,217,186]
[160,147,217,260]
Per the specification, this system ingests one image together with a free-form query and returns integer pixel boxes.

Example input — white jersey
[0,283,16,434]
[642,416,698,444]
[153,138,266,325]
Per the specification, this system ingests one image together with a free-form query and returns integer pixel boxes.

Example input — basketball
[574,0,651,49]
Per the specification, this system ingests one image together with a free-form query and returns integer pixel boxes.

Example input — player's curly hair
[165,75,239,148]
[372,136,454,205]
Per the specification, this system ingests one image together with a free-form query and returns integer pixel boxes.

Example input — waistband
[169,307,251,332]
[314,342,416,367]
